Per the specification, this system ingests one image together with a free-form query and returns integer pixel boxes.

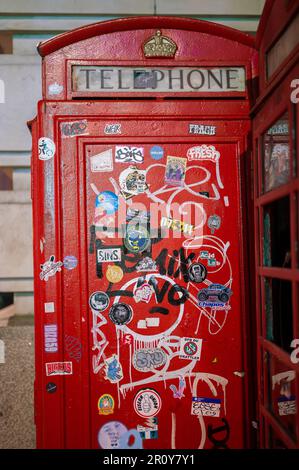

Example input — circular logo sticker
[124,225,150,253]
[133,388,162,418]
[95,191,119,214]
[63,255,78,270]
[183,341,198,356]
[109,303,133,325]
[38,137,55,161]
[106,265,124,283]
[188,263,207,283]
[46,382,57,394]
[89,291,110,312]
[98,421,128,449]
[98,394,115,415]
[150,146,164,160]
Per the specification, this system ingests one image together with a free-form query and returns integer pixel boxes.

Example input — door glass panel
[263,196,291,267]
[264,278,293,352]
[269,357,297,441]
[263,112,290,192]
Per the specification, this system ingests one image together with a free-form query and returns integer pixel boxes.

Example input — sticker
[198,284,232,304]
[48,82,63,95]
[63,255,78,270]
[134,389,162,418]
[208,215,221,234]
[199,301,231,311]
[104,355,123,383]
[199,251,220,267]
[136,257,158,272]
[40,256,63,281]
[137,418,158,440]
[150,146,164,160]
[189,124,216,135]
[46,382,57,394]
[124,225,150,253]
[165,156,187,186]
[44,302,55,313]
[119,166,148,200]
[38,137,55,161]
[137,318,160,329]
[179,337,202,361]
[106,265,124,283]
[169,376,186,399]
[187,144,220,162]
[109,303,133,325]
[98,421,128,449]
[90,149,113,172]
[133,282,153,303]
[161,216,194,235]
[97,247,122,263]
[0,340,5,364]
[89,291,110,311]
[64,335,82,362]
[45,361,72,376]
[188,263,207,283]
[98,394,115,415]
[95,191,119,214]
[61,120,88,138]
[191,397,221,417]
[278,396,296,416]
[104,123,121,135]
[44,324,58,353]
[126,208,150,223]
[115,146,144,164]
[133,348,167,372]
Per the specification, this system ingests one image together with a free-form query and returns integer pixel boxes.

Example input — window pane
[263,196,291,268]
[264,278,293,352]
[263,112,290,192]
[0,167,13,190]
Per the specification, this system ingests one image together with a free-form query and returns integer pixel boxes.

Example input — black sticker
[46,382,57,394]
[89,291,110,311]
[109,303,133,325]
[188,263,207,283]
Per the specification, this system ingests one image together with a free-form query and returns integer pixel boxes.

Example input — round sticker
[133,388,162,418]
[95,191,119,214]
[38,137,55,161]
[188,263,207,283]
[98,421,128,449]
[109,303,133,325]
[46,382,57,394]
[89,291,110,312]
[106,265,124,283]
[184,341,198,356]
[150,146,164,160]
[124,225,150,253]
[63,255,78,270]
[98,394,115,415]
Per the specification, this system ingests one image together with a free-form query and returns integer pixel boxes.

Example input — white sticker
[48,82,63,95]
[97,247,122,263]
[278,398,296,416]
[179,337,202,361]
[38,137,55,161]
[90,149,113,172]
[45,361,72,376]
[191,397,221,417]
[44,302,55,313]
[115,146,144,164]
[104,123,121,135]
[44,324,58,353]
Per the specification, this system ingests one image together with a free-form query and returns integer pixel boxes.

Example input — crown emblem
[143,30,177,58]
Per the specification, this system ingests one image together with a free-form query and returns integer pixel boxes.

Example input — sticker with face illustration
[165,156,187,186]
[109,303,133,325]
[119,166,148,200]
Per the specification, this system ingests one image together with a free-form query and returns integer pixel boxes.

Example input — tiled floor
[0,316,35,449]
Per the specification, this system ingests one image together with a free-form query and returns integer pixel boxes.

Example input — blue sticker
[63,255,78,270]
[124,225,150,253]
[150,146,164,160]
[95,191,119,214]
[119,429,143,449]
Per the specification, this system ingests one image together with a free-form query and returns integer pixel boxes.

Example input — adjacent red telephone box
[30,17,257,449]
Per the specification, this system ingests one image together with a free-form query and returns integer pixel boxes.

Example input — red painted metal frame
[253,1,299,448]
[30,16,258,449]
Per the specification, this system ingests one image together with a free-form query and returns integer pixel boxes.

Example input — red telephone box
[30,17,257,449]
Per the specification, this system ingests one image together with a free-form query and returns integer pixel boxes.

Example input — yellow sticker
[98,394,115,415]
[106,265,124,283]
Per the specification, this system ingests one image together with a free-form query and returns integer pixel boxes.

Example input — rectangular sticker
[44,324,58,353]
[44,302,55,313]
[97,247,122,263]
[278,396,296,416]
[45,361,73,376]
[191,397,221,417]
[165,156,187,186]
[179,337,202,361]
[90,149,113,172]
[115,146,144,164]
